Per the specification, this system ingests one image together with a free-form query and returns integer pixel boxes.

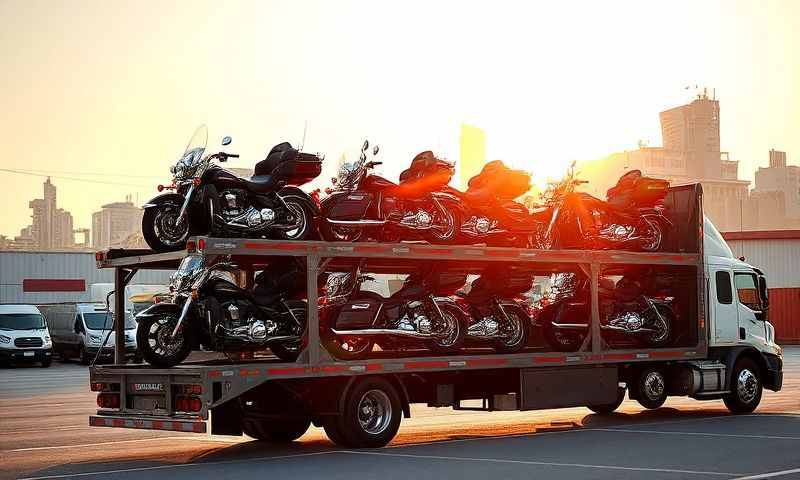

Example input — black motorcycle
[142,125,322,252]
[136,255,307,367]
[320,266,466,360]
[454,267,532,353]
[319,142,461,244]
[539,271,675,352]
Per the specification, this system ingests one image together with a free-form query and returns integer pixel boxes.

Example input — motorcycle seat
[244,175,277,193]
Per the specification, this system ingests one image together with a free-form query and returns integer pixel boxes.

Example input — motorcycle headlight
[0,335,10,344]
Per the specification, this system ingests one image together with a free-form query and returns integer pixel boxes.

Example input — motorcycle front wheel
[142,203,190,252]
[136,314,192,368]
[637,217,663,252]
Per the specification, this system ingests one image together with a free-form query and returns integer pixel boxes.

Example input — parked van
[40,303,138,364]
[0,304,53,367]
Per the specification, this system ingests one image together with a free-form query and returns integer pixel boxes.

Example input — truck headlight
[89,334,102,345]
[0,335,10,344]
[44,334,52,347]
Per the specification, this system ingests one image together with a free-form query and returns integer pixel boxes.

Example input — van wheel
[724,358,762,414]
[79,345,90,365]
[633,367,667,409]
[588,387,626,414]
[334,377,402,448]
[40,358,52,368]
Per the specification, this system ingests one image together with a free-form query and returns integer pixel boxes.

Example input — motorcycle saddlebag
[606,170,669,208]
[335,298,382,330]
[326,192,373,220]
[432,272,468,295]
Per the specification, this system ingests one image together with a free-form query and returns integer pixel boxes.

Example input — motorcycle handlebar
[366,161,383,168]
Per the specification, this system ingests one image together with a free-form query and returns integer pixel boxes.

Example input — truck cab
[0,304,53,367]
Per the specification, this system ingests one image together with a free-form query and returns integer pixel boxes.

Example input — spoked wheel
[324,335,374,361]
[427,201,460,244]
[135,314,191,368]
[279,197,316,241]
[643,304,673,347]
[270,301,307,362]
[429,304,465,353]
[493,306,529,353]
[142,203,189,252]
[637,217,663,252]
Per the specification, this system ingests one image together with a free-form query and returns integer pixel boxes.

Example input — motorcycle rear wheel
[278,197,316,241]
[427,201,460,244]
[324,335,374,360]
[637,217,663,252]
[492,306,529,353]
[319,222,363,242]
[642,304,673,347]
[429,304,466,353]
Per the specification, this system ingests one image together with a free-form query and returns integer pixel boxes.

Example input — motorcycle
[142,125,322,252]
[532,163,671,251]
[319,141,461,243]
[454,267,532,353]
[320,266,466,360]
[135,255,307,367]
[539,271,675,352]
[452,160,538,247]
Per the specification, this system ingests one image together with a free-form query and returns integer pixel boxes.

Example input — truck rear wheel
[242,416,311,442]
[333,377,402,448]
[633,367,667,409]
[587,387,626,414]
[723,358,762,414]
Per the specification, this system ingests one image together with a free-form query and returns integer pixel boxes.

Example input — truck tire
[633,367,667,409]
[335,377,402,448]
[40,358,52,368]
[323,418,352,447]
[587,387,626,414]
[723,357,762,414]
[242,416,311,442]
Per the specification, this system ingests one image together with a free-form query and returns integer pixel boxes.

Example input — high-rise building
[459,124,487,189]
[659,89,721,178]
[753,150,800,220]
[92,195,143,249]
[7,178,78,250]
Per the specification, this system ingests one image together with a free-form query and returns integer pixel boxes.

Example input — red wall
[769,288,800,344]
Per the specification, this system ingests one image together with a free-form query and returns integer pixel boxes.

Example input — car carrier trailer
[88,185,783,447]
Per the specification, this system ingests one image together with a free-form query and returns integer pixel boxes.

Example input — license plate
[133,383,164,392]
[23,351,35,357]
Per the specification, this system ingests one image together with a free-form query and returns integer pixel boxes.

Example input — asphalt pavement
[2,349,799,480]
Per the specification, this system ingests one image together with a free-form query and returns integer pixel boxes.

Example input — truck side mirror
[758,276,769,311]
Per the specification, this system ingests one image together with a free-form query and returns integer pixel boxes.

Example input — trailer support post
[114,267,130,364]
[306,253,321,366]
[590,262,602,355]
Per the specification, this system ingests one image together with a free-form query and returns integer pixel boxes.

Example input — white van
[0,304,53,367]
[40,303,138,364]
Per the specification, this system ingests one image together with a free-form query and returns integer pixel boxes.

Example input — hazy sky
[1,0,798,237]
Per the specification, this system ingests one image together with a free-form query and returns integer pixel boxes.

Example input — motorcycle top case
[606,169,669,208]
[255,142,322,186]
[399,152,455,187]
[467,160,531,200]
[335,297,382,330]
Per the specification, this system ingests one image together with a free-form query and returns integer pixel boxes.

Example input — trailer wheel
[323,418,352,447]
[336,377,402,448]
[723,358,762,414]
[633,367,667,409]
[242,416,311,442]
[587,387,626,414]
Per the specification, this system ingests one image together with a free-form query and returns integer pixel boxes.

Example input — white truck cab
[0,304,53,367]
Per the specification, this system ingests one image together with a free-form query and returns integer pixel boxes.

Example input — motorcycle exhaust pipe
[330,328,442,339]
[600,325,659,334]
[326,219,387,226]
[549,322,589,330]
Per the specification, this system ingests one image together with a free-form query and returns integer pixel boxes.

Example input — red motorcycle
[532,164,671,251]
[319,142,461,243]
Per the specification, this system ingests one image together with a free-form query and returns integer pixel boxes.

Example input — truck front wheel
[723,358,762,414]
[330,377,402,448]
[242,416,311,442]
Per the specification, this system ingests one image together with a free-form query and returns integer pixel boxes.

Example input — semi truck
[88,185,782,448]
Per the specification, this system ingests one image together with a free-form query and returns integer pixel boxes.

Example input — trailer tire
[242,416,311,442]
[723,357,762,414]
[633,367,667,409]
[323,418,352,447]
[337,377,402,448]
[588,387,626,414]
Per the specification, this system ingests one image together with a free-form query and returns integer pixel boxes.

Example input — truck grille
[14,337,43,348]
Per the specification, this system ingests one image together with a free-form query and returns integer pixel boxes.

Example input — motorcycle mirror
[362,139,369,152]
[373,145,380,156]
[360,152,367,161]
[222,136,232,146]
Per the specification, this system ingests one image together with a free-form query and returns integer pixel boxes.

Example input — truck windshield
[0,314,46,330]
[83,312,136,330]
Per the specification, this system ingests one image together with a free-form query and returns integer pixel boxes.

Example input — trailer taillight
[186,240,196,253]
[174,395,202,412]
[95,251,105,262]
[176,384,202,395]
[97,393,120,409]
[198,238,206,251]
[91,382,119,392]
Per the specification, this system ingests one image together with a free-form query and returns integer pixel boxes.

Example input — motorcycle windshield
[171,255,205,291]
[182,125,208,169]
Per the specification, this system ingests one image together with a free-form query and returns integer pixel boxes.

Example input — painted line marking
[341,450,739,476]
[17,451,337,479]
[592,428,800,441]
[734,467,800,479]
[4,436,241,453]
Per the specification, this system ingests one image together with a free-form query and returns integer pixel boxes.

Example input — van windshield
[83,312,136,330]
[0,313,46,330]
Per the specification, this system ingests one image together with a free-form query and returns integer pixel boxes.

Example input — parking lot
[2,348,799,480]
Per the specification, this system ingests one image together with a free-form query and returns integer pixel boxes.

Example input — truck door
[733,271,767,345]
[711,268,738,344]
